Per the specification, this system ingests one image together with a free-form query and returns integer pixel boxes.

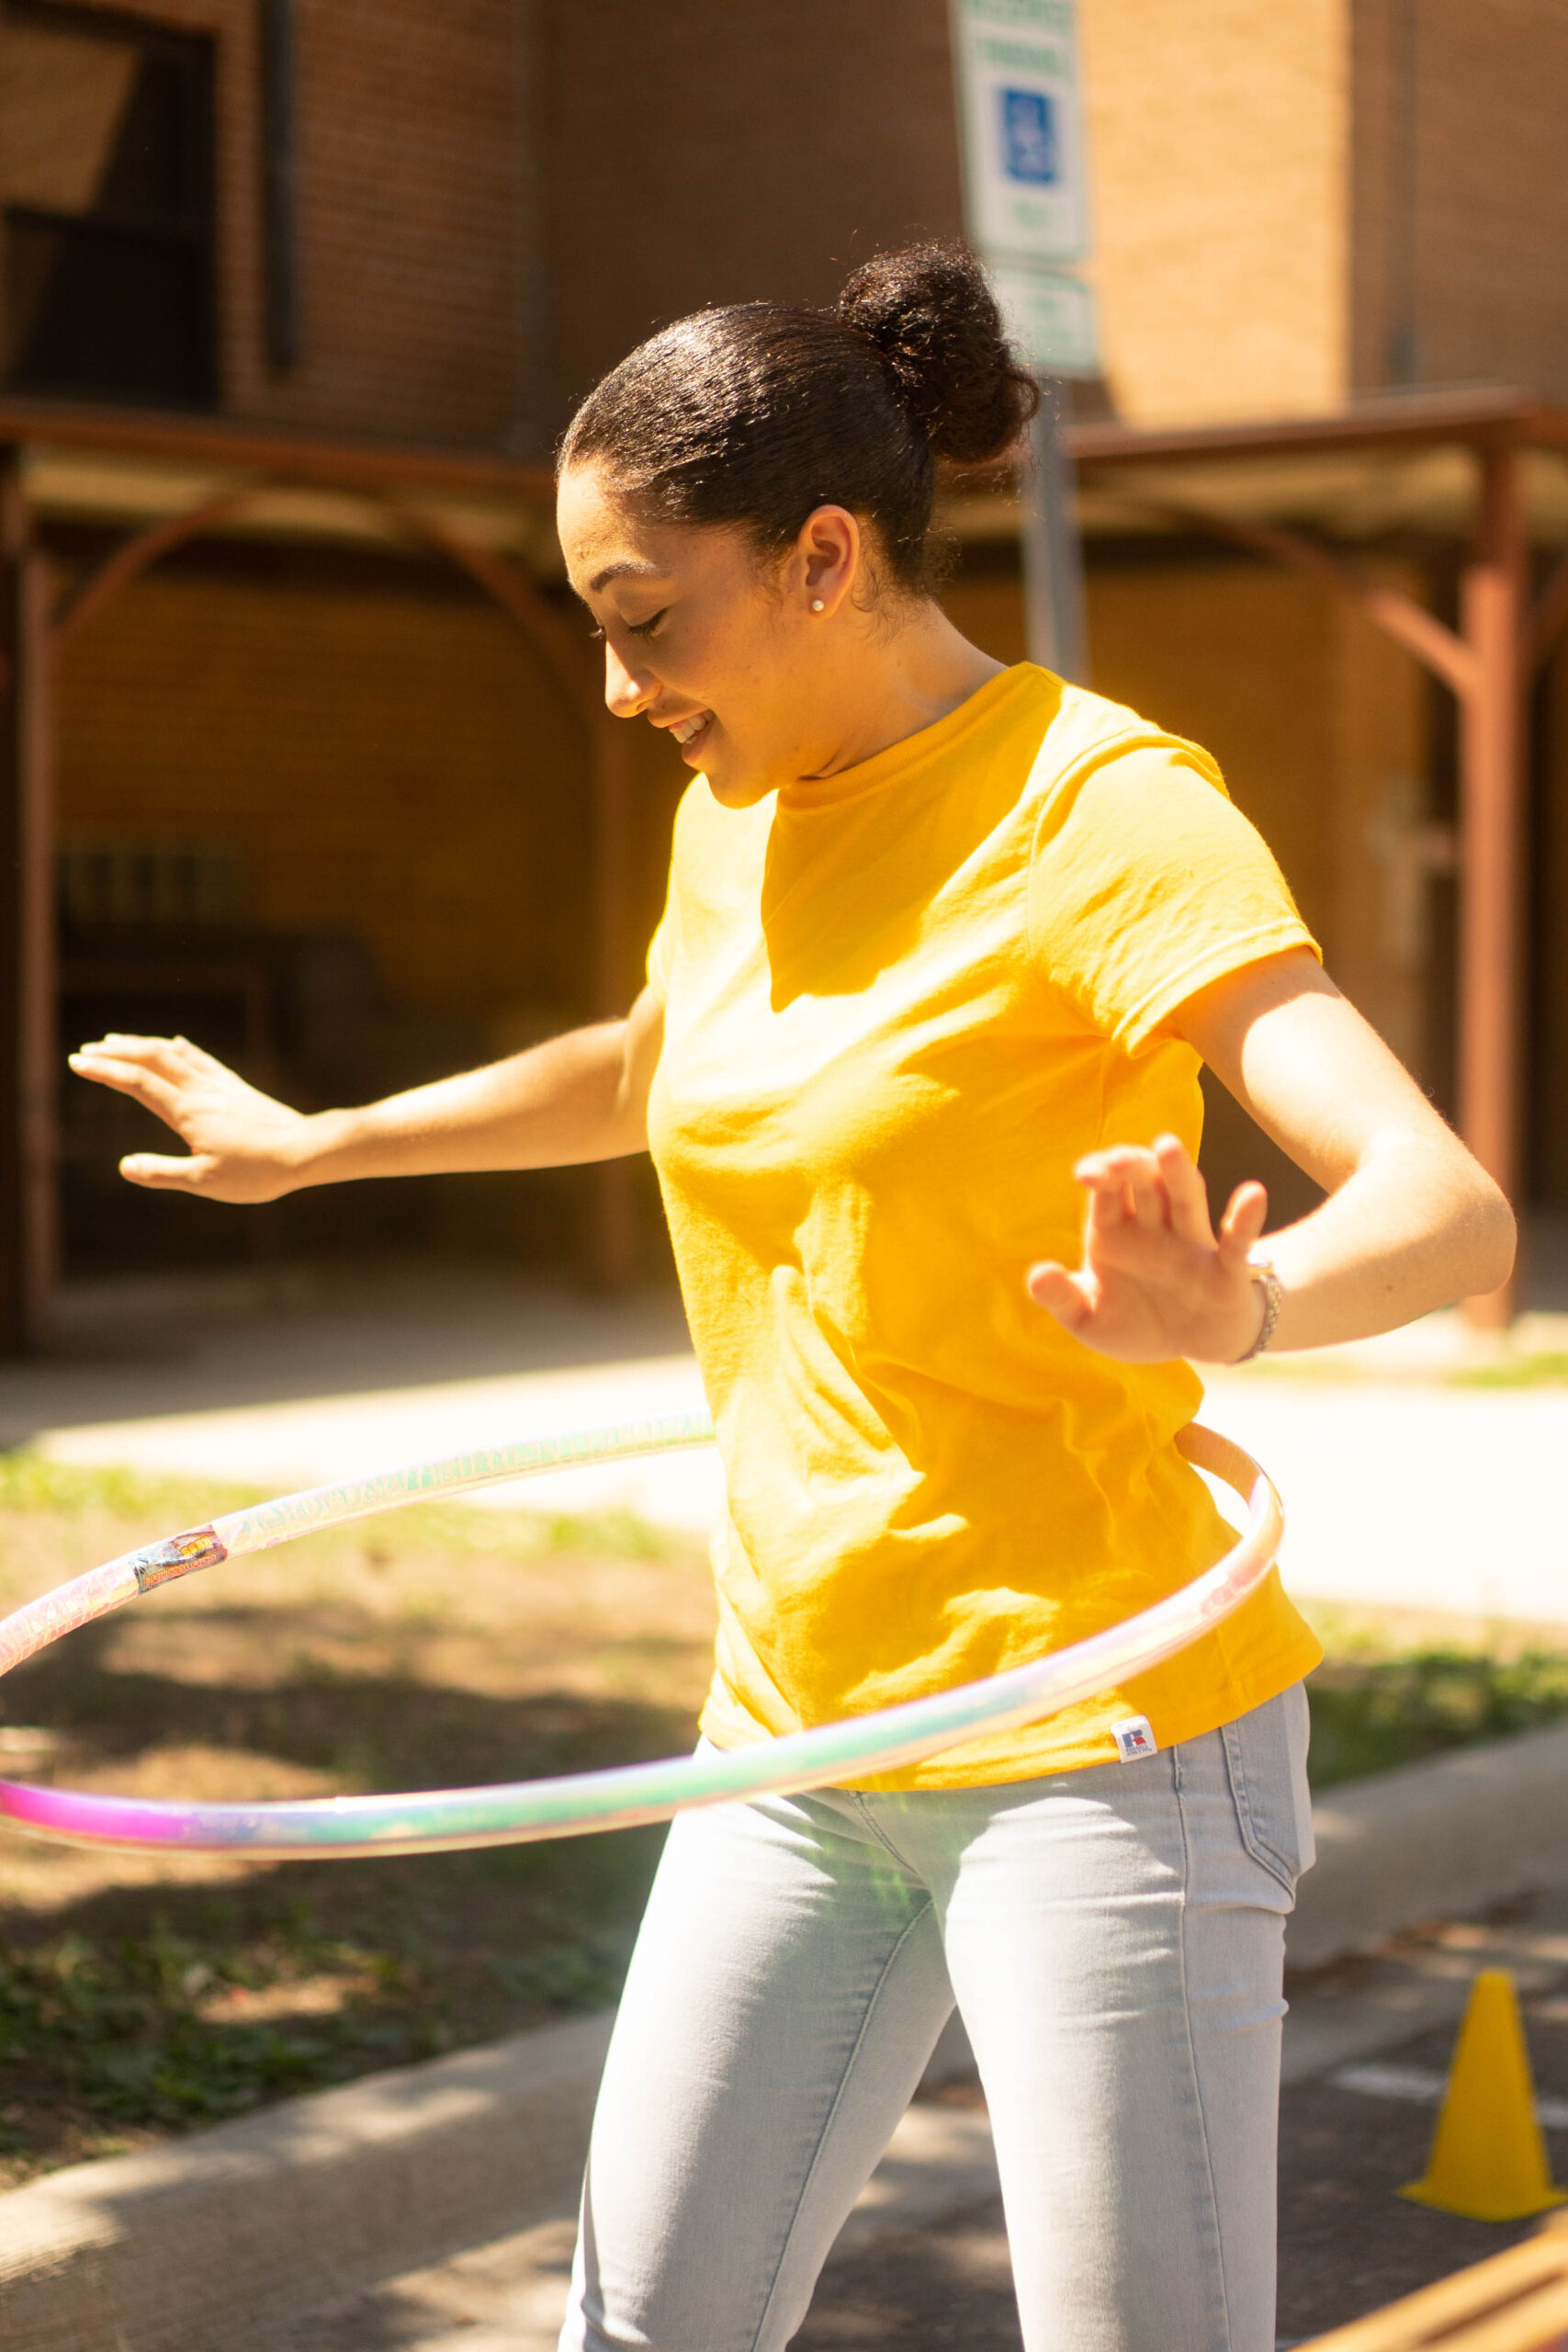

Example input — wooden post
[1457,440,1527,1328]
[0,452,59,1351]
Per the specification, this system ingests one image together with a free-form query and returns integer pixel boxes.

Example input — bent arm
[1028,950,1516,1363]
[68,988,665,1204]
[1180,953,1514,1350]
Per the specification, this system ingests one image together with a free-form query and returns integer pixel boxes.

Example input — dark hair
[558,242,1040,598]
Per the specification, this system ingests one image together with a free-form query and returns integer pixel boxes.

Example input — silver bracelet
[1233,1260,1283,1363]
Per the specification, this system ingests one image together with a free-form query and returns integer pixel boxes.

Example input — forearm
[290,1020,645,1189]
[1248,1131,1515,1353]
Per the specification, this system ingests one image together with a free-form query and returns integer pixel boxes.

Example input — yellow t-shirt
[646,662,1323,1787]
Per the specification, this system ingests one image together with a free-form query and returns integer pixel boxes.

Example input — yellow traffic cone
[1401,1969,1568,2222]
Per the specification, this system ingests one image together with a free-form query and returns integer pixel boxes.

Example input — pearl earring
[811,598,825,612]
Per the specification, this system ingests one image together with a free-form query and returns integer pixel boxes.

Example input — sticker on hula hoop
[133,1526,229,1594]
[0,1412,1282,1862]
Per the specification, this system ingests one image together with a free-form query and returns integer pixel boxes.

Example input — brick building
[2,0,1566,1339]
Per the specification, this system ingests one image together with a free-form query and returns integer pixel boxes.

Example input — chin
[704,759,776,810]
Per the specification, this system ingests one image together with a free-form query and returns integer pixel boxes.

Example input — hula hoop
[0,1413,1282,1860]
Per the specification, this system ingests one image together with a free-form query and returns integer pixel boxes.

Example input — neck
[799,605,1007,783]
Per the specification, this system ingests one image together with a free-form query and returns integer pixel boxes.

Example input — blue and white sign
[949,0,1089,266]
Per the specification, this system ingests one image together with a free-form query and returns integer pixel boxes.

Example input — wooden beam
[0,396,555,503]
[0,456,59,1352]
[1456,443,1528,1328]
[1145,502,1475,696]
[1068,385,1561,470]
[52,484,268,650]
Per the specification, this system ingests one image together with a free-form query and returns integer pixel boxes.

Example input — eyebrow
[587,558,665,595]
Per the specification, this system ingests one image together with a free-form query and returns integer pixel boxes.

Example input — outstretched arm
[67,987,666,1205]
[1026,949,1516,1363]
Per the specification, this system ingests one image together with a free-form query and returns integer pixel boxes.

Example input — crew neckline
[773,662,1051,811]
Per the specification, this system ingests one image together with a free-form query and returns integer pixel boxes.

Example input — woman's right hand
[68,1034,316,1203]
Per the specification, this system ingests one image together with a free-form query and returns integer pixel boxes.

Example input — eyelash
[589,610,668,644]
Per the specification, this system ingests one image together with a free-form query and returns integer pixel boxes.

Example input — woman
[73,244,1512,2352]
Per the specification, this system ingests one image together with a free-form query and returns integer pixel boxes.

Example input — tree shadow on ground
[0,1625,694,2179]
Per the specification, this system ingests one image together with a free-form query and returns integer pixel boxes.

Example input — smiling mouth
[665,711,713,749]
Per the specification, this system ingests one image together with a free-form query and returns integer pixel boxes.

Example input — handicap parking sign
[1000,87,1057,186]
[950,0,1089,267]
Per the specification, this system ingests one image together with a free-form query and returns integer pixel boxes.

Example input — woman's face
[557,462,859,808]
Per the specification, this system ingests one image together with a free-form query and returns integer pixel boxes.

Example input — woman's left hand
[1027,1134,1269,1364]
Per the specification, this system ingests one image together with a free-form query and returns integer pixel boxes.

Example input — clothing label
[1111,1715,1157,1762]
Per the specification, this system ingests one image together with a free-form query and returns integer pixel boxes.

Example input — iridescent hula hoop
[0,1413,1282,1860]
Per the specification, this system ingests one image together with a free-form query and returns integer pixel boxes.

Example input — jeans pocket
[1221,1684,1314,1896]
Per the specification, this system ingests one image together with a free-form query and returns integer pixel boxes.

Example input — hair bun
[835,241,1040,466]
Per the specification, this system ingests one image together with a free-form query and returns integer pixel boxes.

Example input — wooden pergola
[0,397,637,1349]
[1059,387,1568,1326]
[3,386,1567,1351]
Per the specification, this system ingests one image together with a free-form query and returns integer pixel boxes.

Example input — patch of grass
[1448,1352,1568,1388]
[0,1454,711,2185]
[1306,1645,1568,1786]
[11,1456,1568,2180]
[0,1453,263,1525]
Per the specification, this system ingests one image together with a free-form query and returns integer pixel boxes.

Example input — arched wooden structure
[1072,390,1568,1327]
[1,408,637,1349]
[6,388,1568,1348]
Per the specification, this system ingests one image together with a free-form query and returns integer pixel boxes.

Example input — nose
[603,639,655,719]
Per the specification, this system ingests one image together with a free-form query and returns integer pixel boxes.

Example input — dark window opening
[2,3,218,407]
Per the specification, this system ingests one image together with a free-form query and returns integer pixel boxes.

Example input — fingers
[1216,1180,1269,1262]
[118,1152,219,1193]
[1075,1144,1168,1231]
[72,1034,204,1086]
[65,1052,186,1129]
[1075,1138,1219,1240]
[1152,1134,1213,1245]
[1026,1261,1096,1331]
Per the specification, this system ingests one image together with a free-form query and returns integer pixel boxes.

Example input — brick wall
[1534,645,1568,1199]
[55,554,595,1035]
[28,0,536,447]
[1350,0,1568,400]
[945,549,1431,1215]
[541,0,964,431]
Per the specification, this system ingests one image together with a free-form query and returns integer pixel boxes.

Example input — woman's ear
[795,504,861,618]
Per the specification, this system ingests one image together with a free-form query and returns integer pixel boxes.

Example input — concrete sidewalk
[12,1718,1568,2352]
[9,1265,1568,1623]
[3,1265,724,1532]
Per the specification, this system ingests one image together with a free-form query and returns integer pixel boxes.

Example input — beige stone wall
[1075,0,1348,424]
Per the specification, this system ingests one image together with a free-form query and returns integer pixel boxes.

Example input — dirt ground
[0,1458,717,2188]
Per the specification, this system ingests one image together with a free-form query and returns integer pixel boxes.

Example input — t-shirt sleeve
[1027,743,1319,1049]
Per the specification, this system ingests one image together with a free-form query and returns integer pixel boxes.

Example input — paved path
[3,1268,724,1533]
[263,1892,1568,2350]
[12,1268,1568,1623]
[1202,1368,1568,1625]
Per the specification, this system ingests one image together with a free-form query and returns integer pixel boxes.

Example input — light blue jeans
[559,1685,1314,2352]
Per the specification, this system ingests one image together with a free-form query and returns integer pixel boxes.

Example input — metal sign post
[948,0,1098,681]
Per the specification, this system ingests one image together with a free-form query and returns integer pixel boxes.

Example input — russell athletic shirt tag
[1111,1716,1157,1762]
